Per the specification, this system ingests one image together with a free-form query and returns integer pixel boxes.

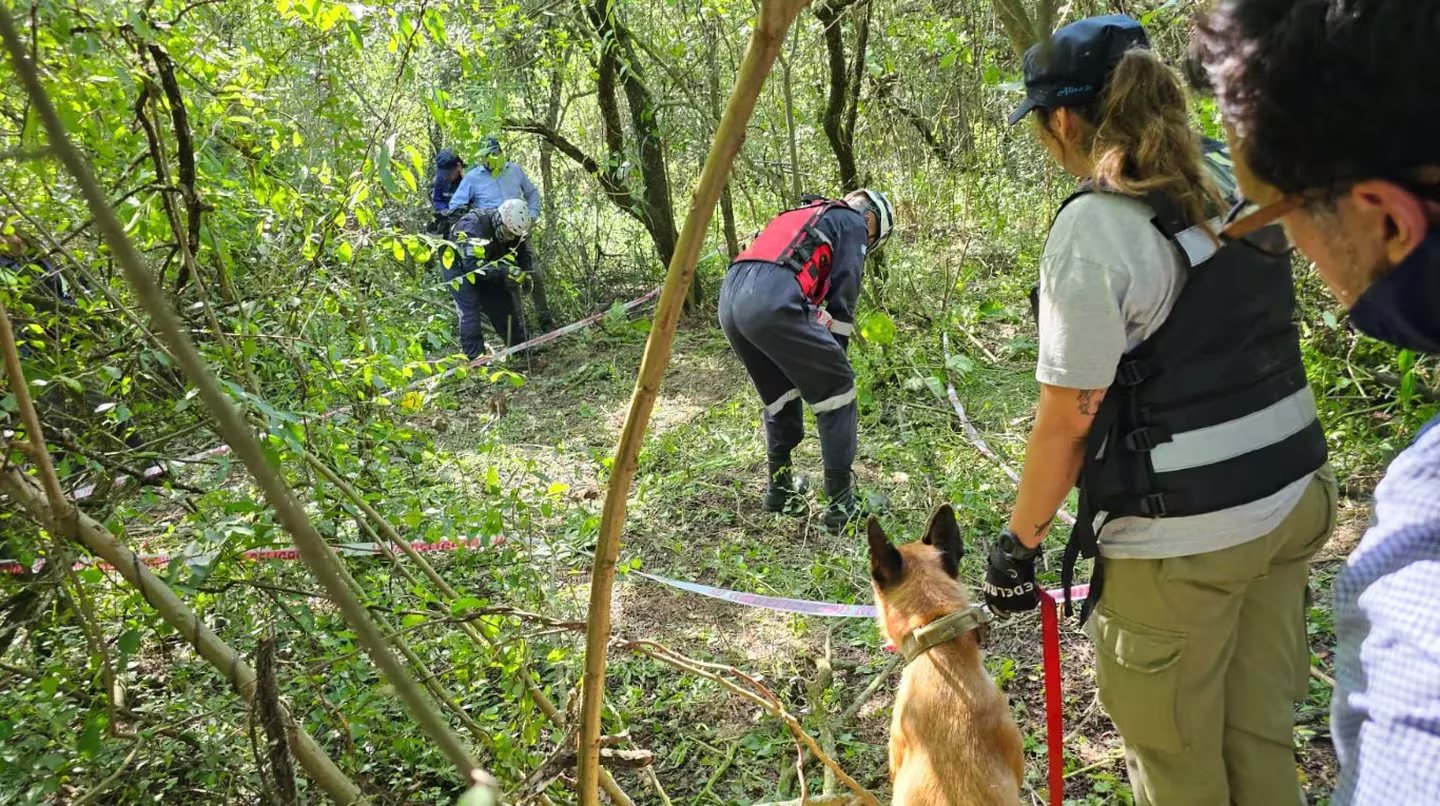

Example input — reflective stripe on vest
[1149,386,1318,473]
[1172,217,1226,266]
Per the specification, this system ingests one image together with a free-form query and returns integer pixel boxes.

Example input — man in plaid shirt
[1198,1,1440,802]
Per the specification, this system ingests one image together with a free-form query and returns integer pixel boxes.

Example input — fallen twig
[941,332,1076,528]
[71,738,145,806]
[779,653,900,795]
[617,638,880,806]
[750,796,858,806]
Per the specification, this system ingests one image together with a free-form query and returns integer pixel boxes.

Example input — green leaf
[858,311,896,346]
[378,132,399,194]
[77,714,104,758]
[117,629,142,655]
[945,353,975,376]
[451,596,485,616]
[924,375,947,400]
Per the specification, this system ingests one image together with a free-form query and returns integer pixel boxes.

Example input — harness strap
[1062,384,1125,623]
[899,605,993,663]
[1062,488,1106,624]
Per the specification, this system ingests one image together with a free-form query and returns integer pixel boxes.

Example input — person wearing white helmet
[718,188,895,532]
[496,198,532,241]
[444,199,537,359]
[448,135,555,331]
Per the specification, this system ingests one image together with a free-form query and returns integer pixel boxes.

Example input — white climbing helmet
[848,189,895,245]
[496,198,533,240]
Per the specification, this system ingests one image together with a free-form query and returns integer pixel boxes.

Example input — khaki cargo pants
[1086,467,1337,806]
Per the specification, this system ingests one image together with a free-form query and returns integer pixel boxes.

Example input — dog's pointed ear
[867,516,903,588]
[922,504,964,578]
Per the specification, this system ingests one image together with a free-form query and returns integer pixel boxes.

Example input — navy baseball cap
[1008,15,1150,125]
[477,136,502,157]
[434,148,462,176]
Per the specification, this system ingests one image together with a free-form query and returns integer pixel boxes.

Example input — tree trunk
[815,0,865,191]
[575,0,817,797]
[990,0,1060,59]
[705,15,741,257]
[780,27,803,201]
[589,0,694,307]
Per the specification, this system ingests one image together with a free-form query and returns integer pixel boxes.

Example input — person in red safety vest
[718,189,895,532]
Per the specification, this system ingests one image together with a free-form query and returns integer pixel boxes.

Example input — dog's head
[866,504,970,647]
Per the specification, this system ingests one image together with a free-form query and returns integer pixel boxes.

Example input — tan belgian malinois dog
[867,505,1024,805]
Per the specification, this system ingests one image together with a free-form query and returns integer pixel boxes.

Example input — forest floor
[421,304,1363,806]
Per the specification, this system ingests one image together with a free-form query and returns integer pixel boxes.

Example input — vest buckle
[1122,426,1171,452]
[1115,360,1149,386]
[1139,493,1168,517]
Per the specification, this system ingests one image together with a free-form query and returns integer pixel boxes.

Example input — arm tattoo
[1077,389,1098,416]
[1034,519,1051,539]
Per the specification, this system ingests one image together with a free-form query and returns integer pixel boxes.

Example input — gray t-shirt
[1036,192,1313,560]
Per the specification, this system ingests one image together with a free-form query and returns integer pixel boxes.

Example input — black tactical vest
[1042,187,1328,621]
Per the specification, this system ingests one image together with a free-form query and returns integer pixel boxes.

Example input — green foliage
[0,0,1433,802]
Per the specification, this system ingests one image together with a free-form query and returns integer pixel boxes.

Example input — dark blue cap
[434,147,462,176]
[1008,15,1150,125]
[477,136,502,157]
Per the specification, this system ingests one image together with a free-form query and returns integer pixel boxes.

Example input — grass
[5,224,1426,803]
[422,270,1376,804]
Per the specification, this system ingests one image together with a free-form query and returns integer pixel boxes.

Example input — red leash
[1039,583,1087,806]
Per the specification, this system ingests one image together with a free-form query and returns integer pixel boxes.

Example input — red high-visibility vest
[735,200,849,304]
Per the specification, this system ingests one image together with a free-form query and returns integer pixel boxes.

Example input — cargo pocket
[1087,607,1187,755]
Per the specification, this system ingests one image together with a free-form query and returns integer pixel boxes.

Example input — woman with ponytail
[979,16,1335,805]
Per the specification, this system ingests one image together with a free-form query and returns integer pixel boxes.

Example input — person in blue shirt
[1198,3,1440,804]
[431,148,464,213]
[448,136,553,330]
[426,148,465,248]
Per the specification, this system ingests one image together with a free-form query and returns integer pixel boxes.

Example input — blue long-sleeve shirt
[814,205,868,351]
[432,172,462,212]
[447,161,542,219]
[1332,414,1440,804]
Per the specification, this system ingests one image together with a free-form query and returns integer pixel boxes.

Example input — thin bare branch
[0,8,495,797]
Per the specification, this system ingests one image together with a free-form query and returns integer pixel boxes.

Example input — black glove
[504,262,530,288]
[983,529,1041,615]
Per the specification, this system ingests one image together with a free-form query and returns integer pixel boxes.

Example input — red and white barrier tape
[1,525,1079,805]
[68,287,662,501]
[1,535,507,576]
[24,291,1078,802]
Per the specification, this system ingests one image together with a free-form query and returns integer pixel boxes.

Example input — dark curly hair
[1195,0,1440,197]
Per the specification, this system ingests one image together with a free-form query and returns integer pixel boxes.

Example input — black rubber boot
[763,453,804,514]
[822,468,859,532]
